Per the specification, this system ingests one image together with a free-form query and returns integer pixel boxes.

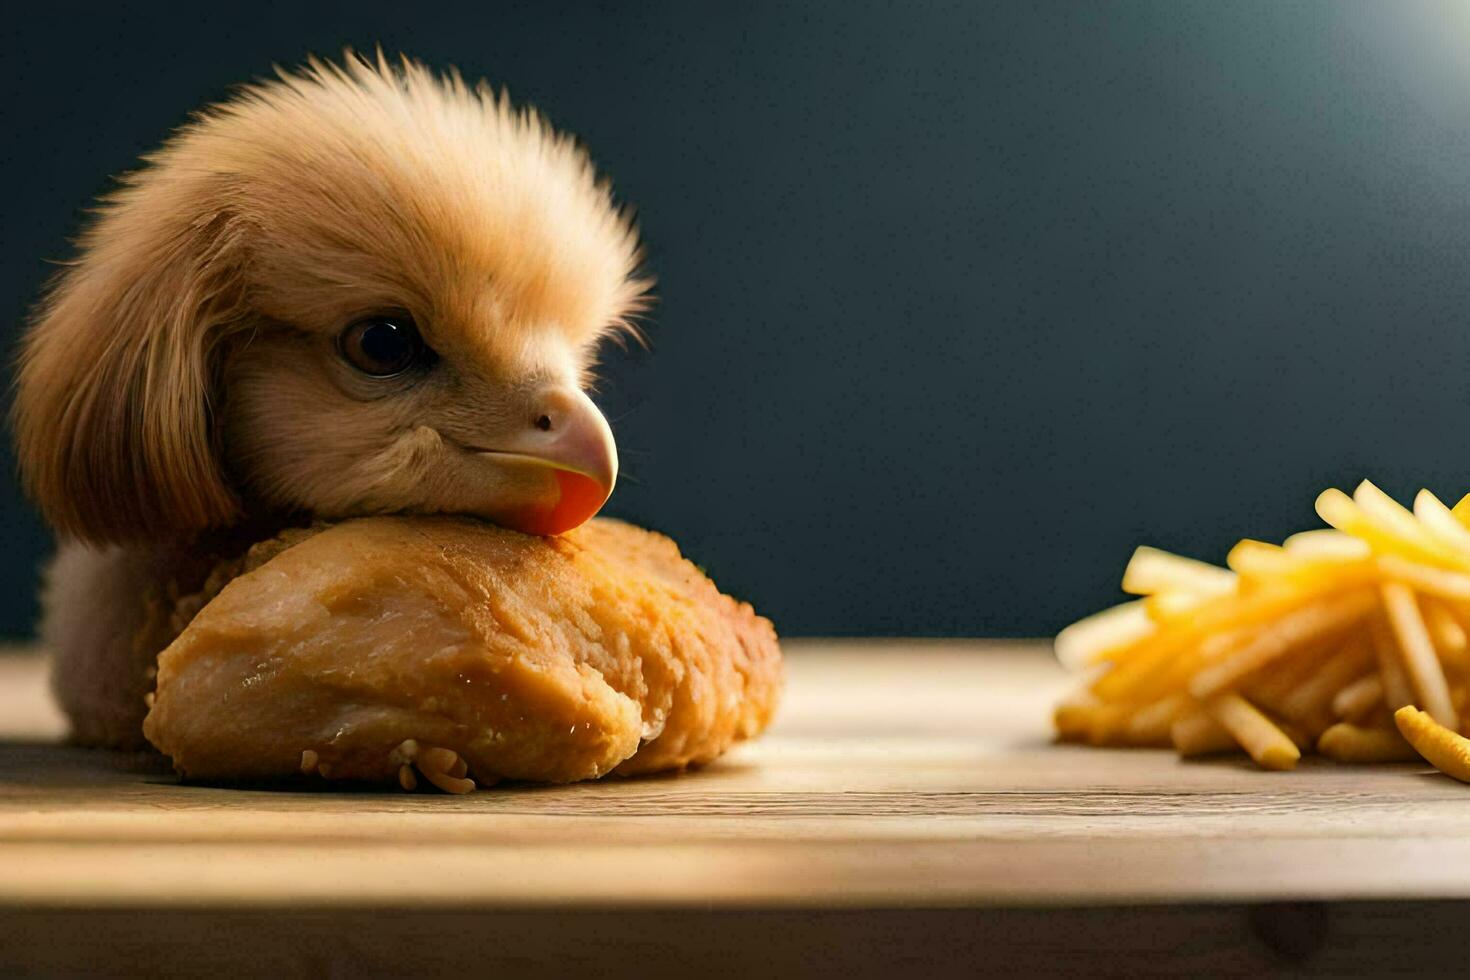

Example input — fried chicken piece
[141,517,782,788]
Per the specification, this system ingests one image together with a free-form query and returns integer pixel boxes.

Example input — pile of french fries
[1055,480,1470,779]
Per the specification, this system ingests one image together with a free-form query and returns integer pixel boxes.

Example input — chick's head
[15,54,650,542]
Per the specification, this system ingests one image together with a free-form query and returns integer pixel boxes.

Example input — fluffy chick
[13,53,651,746]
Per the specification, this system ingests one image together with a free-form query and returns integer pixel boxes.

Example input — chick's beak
[480,387,618,536]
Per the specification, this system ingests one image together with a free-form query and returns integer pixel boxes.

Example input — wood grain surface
[6,639,1470,976]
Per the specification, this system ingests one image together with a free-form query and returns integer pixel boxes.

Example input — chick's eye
[338,317,424,377]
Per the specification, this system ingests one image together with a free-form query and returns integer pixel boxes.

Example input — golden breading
[142,517,782,789]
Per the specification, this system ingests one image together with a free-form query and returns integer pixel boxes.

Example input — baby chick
[12,53,651,745]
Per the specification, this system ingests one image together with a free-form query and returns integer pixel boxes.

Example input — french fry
[1430,602,1470,673]
[1375,555,1470,601]
[1054,698,1098,742]
[1204,693,1300,770]
[1188,590,1374,700]
[1332,674,1383,720]
[1368,613,1415,712]
[1413,489,1470,558]
[1170,707,1236,757]
[1227,540,1307,580]
[1143,589,1212,624]
[1395,706,1470,782]
[1123,692,1187,746]
[1228,538,1371,590]
[1319,485,1470,571]
[1246,642,1327,714]
[1316,489,1414,565]
[1053,599,1155,670]
[1199,621,1264,660]
[1278,637,1371,724]
[1122,546,1236,597]
[1084,703,1133,746]
[1380,581,1458,728]
[1085,631,1192,703]
[1422,599,1468,660]
[1092,574,1376,702]
[1283,529,1371,561]
[1088,614,1242,703]
[1355,481,1470,569]
[1317,723,1418,763]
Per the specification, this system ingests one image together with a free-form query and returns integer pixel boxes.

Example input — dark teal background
[6,2,1470,637]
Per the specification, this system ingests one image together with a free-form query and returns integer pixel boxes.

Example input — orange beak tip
[505,469,613,537]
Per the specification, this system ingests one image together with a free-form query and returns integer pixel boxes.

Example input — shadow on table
[0,737,753,796]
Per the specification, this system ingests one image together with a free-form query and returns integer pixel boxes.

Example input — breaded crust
[142,517,782,788]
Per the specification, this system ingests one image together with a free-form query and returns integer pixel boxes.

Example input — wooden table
[5,640,1470,976]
